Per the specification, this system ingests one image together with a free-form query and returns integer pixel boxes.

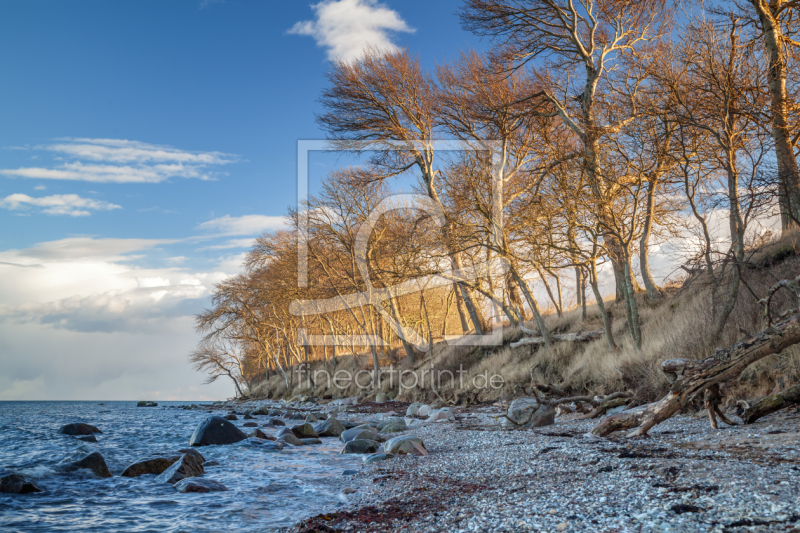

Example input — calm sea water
[0,401,359,532]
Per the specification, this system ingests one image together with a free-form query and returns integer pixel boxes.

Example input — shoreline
[286,402,800,533]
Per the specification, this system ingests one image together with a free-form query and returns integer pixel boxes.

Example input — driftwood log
[511,329,603,348]
[592,313,800,437]
[742,383,800,424]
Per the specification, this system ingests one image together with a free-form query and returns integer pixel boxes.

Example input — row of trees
[192,0,800,395]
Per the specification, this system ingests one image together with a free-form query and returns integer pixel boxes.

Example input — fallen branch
[511,329,603,348]
[578,396,630,420]
[742,383,800,424]
[592,313,800,437]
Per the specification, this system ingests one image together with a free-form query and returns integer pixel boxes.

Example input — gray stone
[314,418,345,437]
[340,428,378,443]
[375,392,389,403]
[427,407,455,423]
[301,438,322,445]
[405,403,422,417]
[279,433,304,446]
[291,423,318,438]
[223,414,238,421]
[362,453,394,464]
[416,405,432,417]
[502,398,554,429]
[341,439,381,454]
[379,418,408,434]
[383,435,428,456]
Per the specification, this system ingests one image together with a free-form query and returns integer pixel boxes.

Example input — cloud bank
[0,193,121,216]
[0,138,237,183]
[288,0,414,61]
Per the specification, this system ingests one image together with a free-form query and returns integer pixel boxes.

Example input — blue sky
[0,0,489,401]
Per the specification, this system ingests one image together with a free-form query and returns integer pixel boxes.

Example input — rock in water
[290,423,318,438]
[78,435,97,443]
[304,413,318,423]
[0,474,43,494]
[242,422,258,427]
[154,454,204,484]
[189,416,247,446]
[340,439,380,454]
[58,423,101,436]
[248,429,276,440]
[137,401,157,407]
[121,457,179,477]
[301,438,322,445]
[278,433,304,446]
[177,448,206,462]
[382,435,428,456]
[71,452,113,478]
[223,414,238,421]
[174,478,227,493]
[314,418,345,437]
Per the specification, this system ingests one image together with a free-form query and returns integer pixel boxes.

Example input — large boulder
[58,423,101,436]
[189,416,247,447]
[304,413,318,423]
[0,474,43,494]
[383,435,428,456]
[340,428,378,443]
[314,418,345,437]
[174,478,228,493]
[154,454,204,484]
[176,448,206,462]
[71,452,113,478]
[427,407,455,423]
[341,439,380,454]
[121,457,178,477]
[290,423,318,439]
[502,398,554,429]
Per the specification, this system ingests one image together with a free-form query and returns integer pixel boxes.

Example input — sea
[0,401,360,532]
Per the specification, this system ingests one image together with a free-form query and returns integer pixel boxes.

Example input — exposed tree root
[592,313,800,437]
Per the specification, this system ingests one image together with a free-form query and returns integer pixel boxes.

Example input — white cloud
[0,193,121,216]
[34,185,46,190]
[196,214,288,235]
[199,238,256,250]
[0,138,237,183]
[288,0,414,61]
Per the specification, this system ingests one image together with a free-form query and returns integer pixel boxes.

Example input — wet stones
[58,423,102,436]
[0,474,43,494]
[121,457,178,478]
[154,453,204,484]
[71,452,113,478]
[189,416,247,447]
[174,478,227,493]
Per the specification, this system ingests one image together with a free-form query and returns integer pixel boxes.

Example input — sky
[0,0,770,401]
[0,0,492,401]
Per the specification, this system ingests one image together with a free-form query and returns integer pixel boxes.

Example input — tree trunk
[513,268,554,348]
[593,313,800,437]
[589,258,618,353]
[753,1,800,230]
[537,265,562,317]
[640,177,661,300]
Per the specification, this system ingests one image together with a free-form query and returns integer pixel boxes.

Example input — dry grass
[249,233,800,404]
